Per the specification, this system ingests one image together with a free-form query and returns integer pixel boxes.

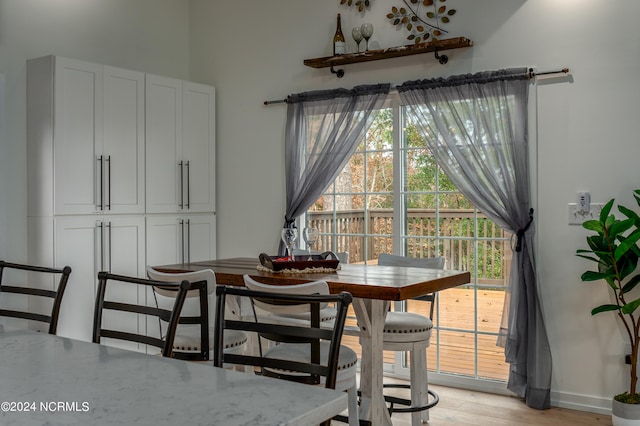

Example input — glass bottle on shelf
[333,13,346,55]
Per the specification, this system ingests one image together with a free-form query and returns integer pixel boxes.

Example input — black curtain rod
[263,67,570,106]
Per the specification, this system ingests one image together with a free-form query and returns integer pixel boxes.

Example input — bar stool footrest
[332,414,371,426]
[382,383,439,414]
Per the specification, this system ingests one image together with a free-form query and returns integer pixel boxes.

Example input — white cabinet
[53,216,145,341]
[27,56,145,217]
[146,75,215,214]
[146,214,217,266]
[182,81,216,212]
[102,66,146,214]
[27,55,216,343]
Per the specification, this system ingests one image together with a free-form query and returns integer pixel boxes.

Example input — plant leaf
[576,253,601,263]
[581,270,616,281]
[387,13,395,19]
[427,12,435,18]
[605,214,616,230]
[448,9,457,16]
[619,205,640,227]
[592,304,621,315]
[623,274,640,294]
[586,234,609,252]
[600,199,614,223]
[438,6,446,14]
[619,205,640,220]
[615,229,640,261]
[609,218,634,239]
[441,17,450,23]
[622,298,640,315]
[583,220,603,233]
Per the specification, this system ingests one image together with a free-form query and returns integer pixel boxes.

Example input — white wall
[2,0,640,414]
[0,0,190,262]
[189,0,640,413]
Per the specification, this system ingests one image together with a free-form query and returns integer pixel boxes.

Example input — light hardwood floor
[336,380,611,425]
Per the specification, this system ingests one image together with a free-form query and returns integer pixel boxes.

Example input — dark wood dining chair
[92,271,196,358]
[0,260,72,335]
[213,282,357,426]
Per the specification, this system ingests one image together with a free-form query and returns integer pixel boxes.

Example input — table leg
[353,298,392,426]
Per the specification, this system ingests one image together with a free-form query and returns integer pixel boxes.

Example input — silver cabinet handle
[97,221,105,271]
[178,161,184,209]
[179,218,185,263]
[106,155,111,211]
[185,161,190,209]
[107,221,112,272]
[97,156,104,210]
[185,219,191,263]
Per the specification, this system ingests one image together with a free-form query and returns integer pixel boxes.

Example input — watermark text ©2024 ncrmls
[1,401,90,413]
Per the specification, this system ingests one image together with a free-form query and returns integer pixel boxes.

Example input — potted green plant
[577,190,640,425]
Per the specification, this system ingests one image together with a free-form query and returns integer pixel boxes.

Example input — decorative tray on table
[258,252,341,273]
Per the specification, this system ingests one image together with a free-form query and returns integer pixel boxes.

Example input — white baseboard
[550,390,611,415]
[384,368,613,416]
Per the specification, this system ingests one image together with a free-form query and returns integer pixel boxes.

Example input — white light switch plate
[568,203,604,225]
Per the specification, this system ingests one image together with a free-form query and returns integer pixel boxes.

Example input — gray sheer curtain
[280,84,390,254]
[397,68,551,409]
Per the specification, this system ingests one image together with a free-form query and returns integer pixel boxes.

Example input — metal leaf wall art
[339,0,372,13]
[339,0,456,44]
[387,0,456,44]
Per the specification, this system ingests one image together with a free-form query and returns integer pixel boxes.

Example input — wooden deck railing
[308,209,512,287]
[306,209,511,381]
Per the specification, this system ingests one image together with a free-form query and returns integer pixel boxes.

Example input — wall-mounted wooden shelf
[303,37,473,77]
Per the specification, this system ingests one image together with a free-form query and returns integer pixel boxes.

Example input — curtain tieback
[283,217,296,228]
[515,208,534,252]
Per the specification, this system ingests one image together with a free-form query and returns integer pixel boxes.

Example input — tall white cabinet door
[100,216,146,351]
[146,75,182,214]
[53,216,145,342]
[53,216,101,341]
[185,214,216,262]
[146,214,216,266]
[146,215,182,266]
[182,82,215,213]
[53,58,103,215]
[102,66,145,214]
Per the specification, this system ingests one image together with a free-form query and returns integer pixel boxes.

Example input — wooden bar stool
[378,253,444,426]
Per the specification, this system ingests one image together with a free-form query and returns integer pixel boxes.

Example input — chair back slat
[0,260,71,334]
[146,267,213,361]
[92,271,197,358]
[214,283,352,390]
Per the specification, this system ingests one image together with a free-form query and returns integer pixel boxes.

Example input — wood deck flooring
[341,287,510,380]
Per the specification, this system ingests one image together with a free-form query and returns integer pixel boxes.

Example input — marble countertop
[0,329,347,425]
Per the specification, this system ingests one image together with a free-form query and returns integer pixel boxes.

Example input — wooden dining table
[0,326,348,425]
[156,257,471,426]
